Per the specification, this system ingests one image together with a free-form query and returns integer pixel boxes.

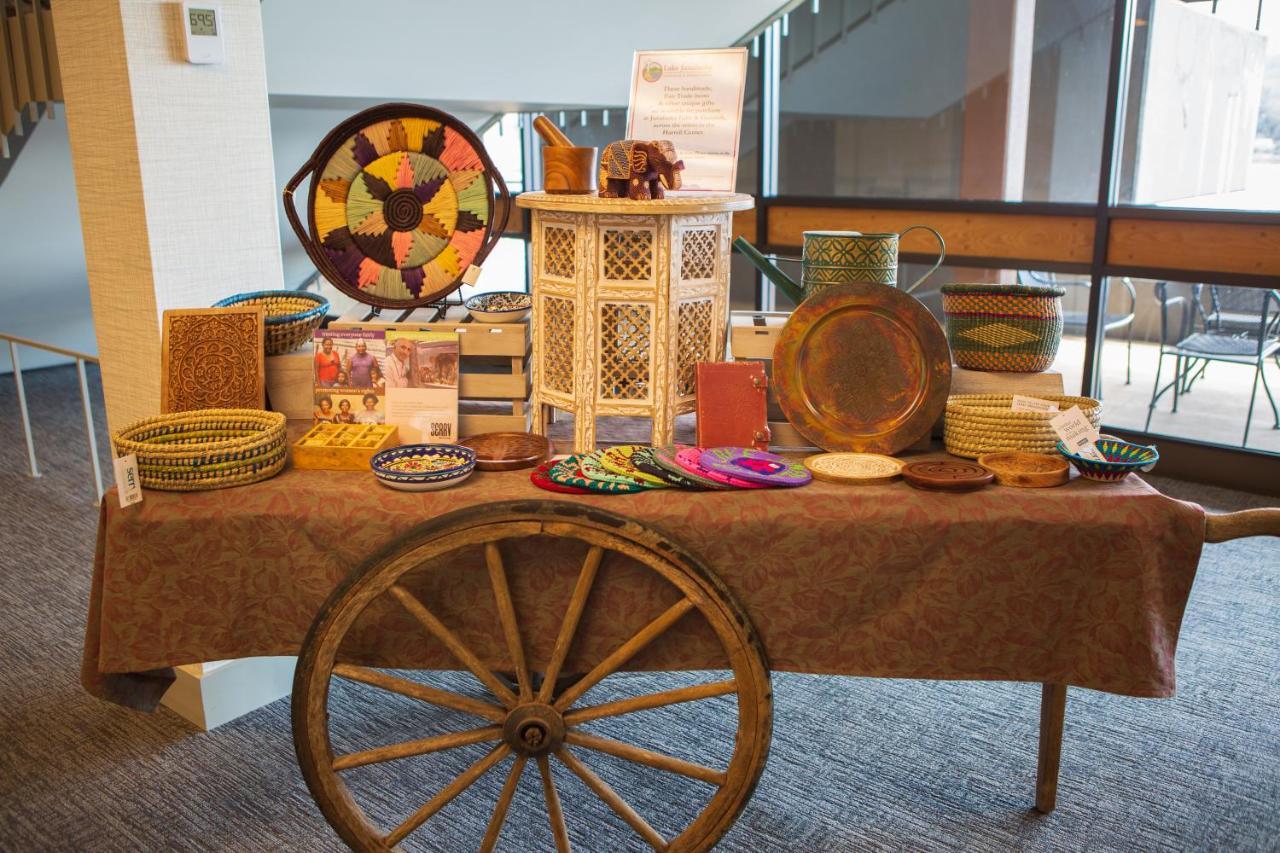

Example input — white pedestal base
[161,657,296,730]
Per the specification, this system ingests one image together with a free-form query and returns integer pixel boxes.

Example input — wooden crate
[291,423,399,470]
[330,304,532,437]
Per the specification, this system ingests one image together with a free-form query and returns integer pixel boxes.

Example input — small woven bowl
[213,290,330,355]
[1056,438,1158,482]
[464,291,531,323]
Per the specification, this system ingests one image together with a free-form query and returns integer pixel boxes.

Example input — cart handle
[1204,508,1280,543]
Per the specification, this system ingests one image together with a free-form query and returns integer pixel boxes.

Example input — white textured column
[54,0,283,432]
[54,0,288,729]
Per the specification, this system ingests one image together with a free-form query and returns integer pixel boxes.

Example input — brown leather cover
[696,362,771,450]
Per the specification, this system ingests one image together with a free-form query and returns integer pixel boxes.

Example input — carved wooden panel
[161,306,266,413]
[676,299,715,397]
[541,295,575,395]
[598,302,652,401]
[543,225,577,279]
[601,229,654,281]
[680,227,718,281]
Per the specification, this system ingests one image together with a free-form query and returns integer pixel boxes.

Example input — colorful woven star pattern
[313,117,491,303]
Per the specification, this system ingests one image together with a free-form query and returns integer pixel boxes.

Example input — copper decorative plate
[773,283,951,454]
[284,103,510,310]
[460,431,552,471]
[902,460,994,493]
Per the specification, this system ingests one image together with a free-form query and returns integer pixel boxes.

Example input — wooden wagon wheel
[293,500,772,852]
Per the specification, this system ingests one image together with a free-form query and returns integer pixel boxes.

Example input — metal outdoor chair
[1018,271,1137,383]
[1145,282,1280,447]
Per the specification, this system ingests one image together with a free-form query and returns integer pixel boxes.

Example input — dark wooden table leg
[1036,682,1068,813]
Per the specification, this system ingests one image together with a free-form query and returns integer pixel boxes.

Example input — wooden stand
[330,305,531,437]
[518,191,754,453]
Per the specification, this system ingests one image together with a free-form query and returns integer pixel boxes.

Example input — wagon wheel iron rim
[292,500,773,852]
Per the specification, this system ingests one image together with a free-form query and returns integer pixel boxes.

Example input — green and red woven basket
[940,283,1065,373]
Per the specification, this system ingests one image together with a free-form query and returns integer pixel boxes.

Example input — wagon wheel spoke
[389,584,520,708]
[331,664,506,722]
[332,724,503,771]
[564,731,726,786]
[555,747,668,851]
[486,541,532,701]
[564,679,737,725]
[555,598,695,711]
[383,743,511,847]
[539,546,605,703]
[537,754,572,853]
[480,754,528,853]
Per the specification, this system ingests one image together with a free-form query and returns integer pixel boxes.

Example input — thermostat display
[182,1,224,64]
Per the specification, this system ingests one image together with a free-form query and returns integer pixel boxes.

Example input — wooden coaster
[803,453,904,485]
[461,431,552,471]
[977,452,1069,488]
[902,460,994,493]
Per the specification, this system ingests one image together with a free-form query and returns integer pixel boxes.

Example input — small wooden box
[291,423,399,470]
[330,304,532,437]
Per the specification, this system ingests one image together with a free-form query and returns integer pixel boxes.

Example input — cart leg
[1035,682,1067,813]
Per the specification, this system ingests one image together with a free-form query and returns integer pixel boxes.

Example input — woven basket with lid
[941,283,1064,373]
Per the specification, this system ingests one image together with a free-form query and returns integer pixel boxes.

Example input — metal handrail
[1,332,104,503]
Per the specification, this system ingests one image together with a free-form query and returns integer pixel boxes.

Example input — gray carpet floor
[0,364,1277,851]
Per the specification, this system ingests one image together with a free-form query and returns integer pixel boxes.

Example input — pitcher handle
[900,225,946,294]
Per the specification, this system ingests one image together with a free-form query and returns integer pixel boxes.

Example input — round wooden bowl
[460,431,552,471]
[977,451,1069,488]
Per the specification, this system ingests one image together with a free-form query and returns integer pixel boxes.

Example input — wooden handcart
[284,499,1280,852]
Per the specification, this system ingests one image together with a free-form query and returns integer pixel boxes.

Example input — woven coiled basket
[941,284,1064,373]
[944,394,1101,459]
[111,409,288,491]
[213,290,329,355]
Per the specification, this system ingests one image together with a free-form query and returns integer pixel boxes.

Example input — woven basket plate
[803,452,905,485]
[289,104,509,309]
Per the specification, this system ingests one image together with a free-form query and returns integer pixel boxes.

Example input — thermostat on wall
[182,1,224,64]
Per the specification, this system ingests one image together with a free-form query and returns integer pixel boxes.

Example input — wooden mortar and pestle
[534,115,596,195]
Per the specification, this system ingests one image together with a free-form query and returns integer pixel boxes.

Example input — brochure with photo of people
[382,330,460,444]
[312,329,387,425]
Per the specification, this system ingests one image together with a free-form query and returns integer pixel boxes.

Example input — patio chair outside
[1019,271,1137,383]
[1145,283,1280,447]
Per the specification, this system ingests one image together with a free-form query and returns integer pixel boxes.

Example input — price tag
[112,454,143,507]
[1049,406,1104,461]
[1011,395,1059,413]
[462,264,483,285]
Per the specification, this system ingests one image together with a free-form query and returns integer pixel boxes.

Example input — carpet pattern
[0,365,1276,851]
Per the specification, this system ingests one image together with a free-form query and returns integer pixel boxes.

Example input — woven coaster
[580,450,667,490]
[548,455,647,494]
[674,447,767,490]
[640,448,732,489]
[699,447,812,487]
[531,459,590,494]
[598,445,672,487]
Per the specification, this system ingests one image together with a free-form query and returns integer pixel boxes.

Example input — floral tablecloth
[83,460,1205,711]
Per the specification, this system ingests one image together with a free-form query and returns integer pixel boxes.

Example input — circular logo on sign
[642,61,663,82]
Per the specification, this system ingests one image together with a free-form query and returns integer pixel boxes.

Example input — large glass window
[776,0,1114,201]
[1118,0,1278,210]
[1096,278,1280,453]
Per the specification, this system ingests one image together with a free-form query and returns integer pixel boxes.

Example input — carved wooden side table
[516,191,754,452]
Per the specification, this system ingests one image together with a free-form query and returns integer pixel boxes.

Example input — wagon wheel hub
[503,703,565,757]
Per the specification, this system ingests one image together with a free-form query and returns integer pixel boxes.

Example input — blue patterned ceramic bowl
[371,444,476,491]
[1056,438,1157,482]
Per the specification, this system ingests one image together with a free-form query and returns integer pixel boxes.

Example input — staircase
[0,0,60,181]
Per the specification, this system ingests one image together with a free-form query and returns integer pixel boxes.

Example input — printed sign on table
[383,331,460,444]
[627,47,749,192]
[312,329,387,426]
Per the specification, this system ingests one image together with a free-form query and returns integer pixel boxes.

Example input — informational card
[1011,395,1060,414]
[627,47,749,191]
[1050,406,1104,461]
[383,331,460,444]
[112,453,142,507]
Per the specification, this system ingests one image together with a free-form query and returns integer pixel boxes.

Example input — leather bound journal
[695,362,771,451]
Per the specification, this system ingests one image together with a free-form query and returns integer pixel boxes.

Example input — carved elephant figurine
[597,139,685,200]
